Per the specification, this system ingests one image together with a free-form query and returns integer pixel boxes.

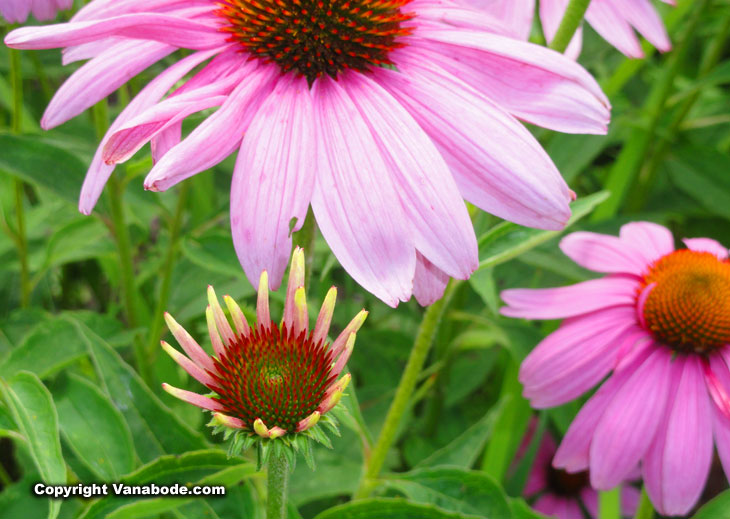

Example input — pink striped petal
[585,0,644,58]
[313,287,337,345]
[643,356,712,516]
[163,312,216,372]
[341,72,478,280]
[230,75,315,292]
[374,58,572,231]
[406,30,609,134]
[472,0,535,40]
[553,342,653,472]
[412,253,450,306]
[501,275,638,320]
[560,232,651,276]
[0,0,31,23]
[683,238,729,259]
[589,348,674,489]
[160,341,220,390]
[161,383,224,412]
[619,221,675,265]
[310,75,416,307]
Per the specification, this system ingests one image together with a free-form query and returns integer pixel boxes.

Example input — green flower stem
[634,486,655,519]
[267,453,290,519]
[591,0,711,221]
[145,183,190,360]
[628,11,730,211]
[92,100,148,383]
[548,0,592,53]
[9,47,30,308]
[599,487,621,519]
[354,281,460,499]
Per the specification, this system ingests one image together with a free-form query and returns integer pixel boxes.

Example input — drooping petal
[473,0,535,40]
[230,75,315,291]
[539,0,583,59]
[0,0,31,24]
[589,348,674,489]
[161,383,225,412]
[310,76,416,306]
[163,312,216,372]
[683,238,730,259]
[643,356,713,516]
[412,253,450,306]
[374,58,572,231]
[160,341,220,389]
[501,275,638,320]
[341,72,478,280]
[584,0,644,58]
[560,232,651,276]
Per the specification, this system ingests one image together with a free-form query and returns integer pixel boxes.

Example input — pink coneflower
[541,0,673,58]
[524,431,639,519]
[0,0,71,23]
[161,248,366,454]
[4,0,610,306]
[501,222,730,516]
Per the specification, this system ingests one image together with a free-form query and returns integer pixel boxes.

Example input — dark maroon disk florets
[211,324,336,432]
[546,466,589,497]
[217,0,415,82]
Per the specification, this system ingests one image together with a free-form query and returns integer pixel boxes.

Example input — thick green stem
[266,453,290,519]
[92,101,148,382]
[591,0,711,221]
[549,0,592,53]
[599,487,621,519]
[145,183,189,360]
[354,281,459,499]
[634,486,655,519]
[9,47,30,307]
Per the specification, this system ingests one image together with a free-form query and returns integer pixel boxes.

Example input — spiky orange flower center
[212,324,336,432]
[641,250,730,354]
[216,0,414,82]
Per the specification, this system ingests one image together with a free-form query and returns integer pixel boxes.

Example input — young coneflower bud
[161,247,367,469]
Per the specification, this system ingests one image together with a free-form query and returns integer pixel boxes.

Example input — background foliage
[1,0,730,518]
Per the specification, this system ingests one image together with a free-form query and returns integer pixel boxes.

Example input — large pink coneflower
[5,0,609,306]
[162,248,366,461]
[1,0,71,23]
[523,430,639,519]
[501,222,730,516]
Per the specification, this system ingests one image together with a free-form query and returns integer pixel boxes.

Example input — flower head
[5,0,609,306]
[0,0,71,23]
[161,248,366,466]
[501,222,730,515]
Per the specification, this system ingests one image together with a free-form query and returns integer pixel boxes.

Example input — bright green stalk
[9,47,30,308]
[92,100,148,383]
[634,486,655,519]
[266,453,290,519]
[354,281,460,499]
[591,0,712,221]
[599,487,621,519]
[145,183,189,360]
[549,0,592,53]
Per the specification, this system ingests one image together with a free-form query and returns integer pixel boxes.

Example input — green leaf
[0,317,86,379]
[666,146,730,221]
[509,498,549,519]
[314,498,481,519]
[0,133,96,209]
[383,467,511,519]
[62,316,207,461]
[79,450,255,519]
[692,489,730,519]
[477,191,610,271]
[416,402,501,469]
[43,217,114,270]
[181,232,246,278]
[54,374,136,480]
[1,371,66,519]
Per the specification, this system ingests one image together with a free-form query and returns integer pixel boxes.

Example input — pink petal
[144,61,278,192]
[585,0,644,58]
[560,232,651,276]
[230,75,315,291]
[610,0,671,52]
[5,13,224,50]
[589,348,674,489]
[683,237,729,259]
[643,356,712,516]
[501,275,638,320]
[540,0,583,59]
[374,57,572,231]
[553,498,584,519]
[533,494,559,516]
[553,341,653,472]
[310,75,416,307]
[341,72,478,280]
[621,486,641,517]
[0,0,31,23]
[407,29,609,134]
[618,221,675,265]
[78,47,221,214]
[412,253,450,306]
[433,0,535,40]
[161,383,225,412]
